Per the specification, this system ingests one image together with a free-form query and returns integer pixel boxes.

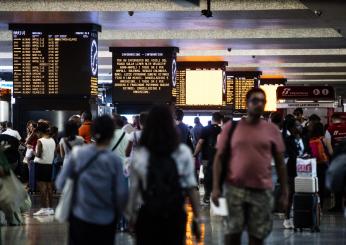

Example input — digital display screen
[111,47,177,103]
[260,84,282,111]
[226,71,261,111]
[173,62,228,109]
[11,25,99,98]
[185,70,223,106]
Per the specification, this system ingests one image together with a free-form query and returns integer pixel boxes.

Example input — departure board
[10,24,100,98]
[173,62,229,109]
[226,71,261,111]
[110,47,178,103]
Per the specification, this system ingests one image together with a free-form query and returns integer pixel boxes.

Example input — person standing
[127,105,201,245]
[283,118,309,229]
[56,115,128,245]
[191,117,203,148]
[193,112,223,204]
[59,121,84,159]
[79,111,93,144]
[33,122,56,216]
[309,122,333,209]
[212,88,288,245]
[125,112,148,158]
[1,121,21,141]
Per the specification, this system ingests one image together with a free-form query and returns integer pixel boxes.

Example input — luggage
[28,161,36,193]
[295,177,319,193]
[293,193,320,232]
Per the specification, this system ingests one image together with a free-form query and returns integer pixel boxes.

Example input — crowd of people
[0,87,345,245]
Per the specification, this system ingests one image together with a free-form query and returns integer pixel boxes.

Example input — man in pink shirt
[212,88,288,245]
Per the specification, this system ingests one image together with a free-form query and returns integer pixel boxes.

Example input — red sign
[0,88,11,98]
[328,123,346,147]
[277,86,335,100]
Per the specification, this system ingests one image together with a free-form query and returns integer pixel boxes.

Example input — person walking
[212,88,289,245]
[125,112,148,158]
[193,112,223,204]
[127,105,201,245]
[1,121,21,141]
[56,115,128,245]
[33,122,56,216]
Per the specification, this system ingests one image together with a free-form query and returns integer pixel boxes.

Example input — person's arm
[211,149,223,206]
[273,151,289,211]
[324,138,334,156]
[60,143,65,159]
[55,153,74,191]
[35,140,42,158]
[193,139,204,157]
[125,141,133,157]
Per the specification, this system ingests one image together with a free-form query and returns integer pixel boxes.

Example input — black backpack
[140,154,185,219]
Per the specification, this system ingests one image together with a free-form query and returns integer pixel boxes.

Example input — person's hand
[211,188,221,207]
[192,218,202,242]
[278,189,289,212]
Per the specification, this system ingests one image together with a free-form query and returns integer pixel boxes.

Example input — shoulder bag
[55,149,103,223]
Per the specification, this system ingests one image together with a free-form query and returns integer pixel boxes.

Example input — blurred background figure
[79,111,93,144]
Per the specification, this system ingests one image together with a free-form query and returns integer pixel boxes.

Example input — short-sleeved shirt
[217,119,285,190]
[177,122,190,144]
[79,121,92,143]
[200,124,221,161]
[132,144,197,190]
[59,136,84,157]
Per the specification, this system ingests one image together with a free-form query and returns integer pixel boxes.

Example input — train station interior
[0,1,346,244]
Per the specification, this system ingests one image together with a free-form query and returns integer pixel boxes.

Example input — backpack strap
[112,132,126,151]
[64,138,73,150]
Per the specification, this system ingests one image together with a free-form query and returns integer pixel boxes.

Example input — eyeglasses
[249,98,266,105]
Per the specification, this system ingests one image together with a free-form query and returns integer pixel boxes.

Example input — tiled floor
[1,196,346,245]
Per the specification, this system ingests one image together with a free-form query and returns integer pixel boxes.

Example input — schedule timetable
[10,24,101,98]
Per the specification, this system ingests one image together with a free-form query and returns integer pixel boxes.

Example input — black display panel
[226,71,261,111]
[173,62,229,110]
[9,24,101,98]
[110,47,178,104]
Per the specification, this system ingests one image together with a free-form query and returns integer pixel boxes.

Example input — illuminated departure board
[10,24,100,98]
[226,71,261,111]
[173,62,229,109]
[110,47,178,103]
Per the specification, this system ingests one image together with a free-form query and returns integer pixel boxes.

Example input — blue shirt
[56,144,128,225]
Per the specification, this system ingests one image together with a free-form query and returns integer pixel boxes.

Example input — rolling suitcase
[294,177,319,193]
[293,193,320,232]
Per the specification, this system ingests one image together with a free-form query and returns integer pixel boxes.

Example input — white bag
[55,178,74,223]
[295,176,319,193]
[296,158,317,177]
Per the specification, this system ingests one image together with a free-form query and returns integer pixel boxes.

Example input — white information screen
[185,70,223,106]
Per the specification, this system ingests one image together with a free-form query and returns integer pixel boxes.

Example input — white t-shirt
[126,144,197,219]
[110,129,129,164]
[2,128,21,141]
[59,136,84,157]
[34,138,56,164]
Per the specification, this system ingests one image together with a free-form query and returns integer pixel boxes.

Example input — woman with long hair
[127,105,201,245]
[59,121,84,159]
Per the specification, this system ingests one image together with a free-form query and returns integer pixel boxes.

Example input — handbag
[0,170,27,212]
[55,149,102,223]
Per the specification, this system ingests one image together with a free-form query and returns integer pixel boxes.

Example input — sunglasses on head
[249,98,266,105]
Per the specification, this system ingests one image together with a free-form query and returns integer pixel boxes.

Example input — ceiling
[0,0,346,97]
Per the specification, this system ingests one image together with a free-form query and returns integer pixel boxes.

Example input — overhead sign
[277,102,335,109]
[277,86,335,101]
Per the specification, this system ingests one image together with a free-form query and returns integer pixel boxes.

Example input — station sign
[277,86,335,101]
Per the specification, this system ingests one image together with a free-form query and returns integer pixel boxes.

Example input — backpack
[309,137,329,164]
[140,154,185,219]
